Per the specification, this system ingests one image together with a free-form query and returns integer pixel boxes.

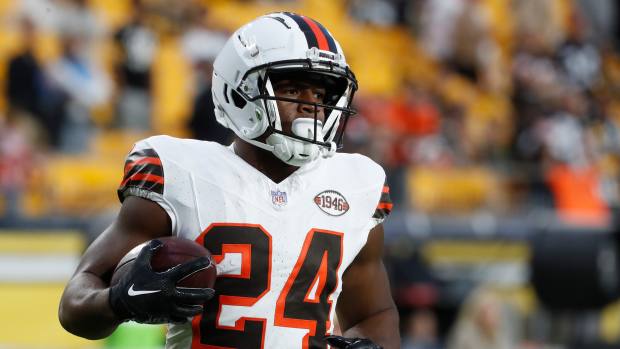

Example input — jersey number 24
[193,223,343,349]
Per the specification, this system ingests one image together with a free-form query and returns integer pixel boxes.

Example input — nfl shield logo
[271,189,287,207]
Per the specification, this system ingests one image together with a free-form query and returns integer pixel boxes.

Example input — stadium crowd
[3,0,619,224]
[2,0,620,348]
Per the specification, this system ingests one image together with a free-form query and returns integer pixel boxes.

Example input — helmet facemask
[238,59,357,166]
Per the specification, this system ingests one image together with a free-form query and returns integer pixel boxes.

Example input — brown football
[110,236,217,289]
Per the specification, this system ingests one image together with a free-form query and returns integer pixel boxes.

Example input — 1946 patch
[314,190,349,216]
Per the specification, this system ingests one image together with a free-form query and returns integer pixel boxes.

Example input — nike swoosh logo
[128,284,161,296]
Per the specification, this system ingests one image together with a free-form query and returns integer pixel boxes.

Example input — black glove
[109,239,215,324]
[325,335,383,349]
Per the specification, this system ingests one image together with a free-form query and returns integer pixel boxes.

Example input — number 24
[192,223,343,349]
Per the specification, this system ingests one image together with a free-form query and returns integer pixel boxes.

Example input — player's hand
[108,239,215,324]
[325,335,383,349]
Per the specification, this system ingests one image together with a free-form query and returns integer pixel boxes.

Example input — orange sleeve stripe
[120,173,164,187]
[382,186,390,193]
[124,157,162,174]
[377,202,393,210]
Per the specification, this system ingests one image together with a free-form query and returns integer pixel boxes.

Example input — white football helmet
[212,12,358,166]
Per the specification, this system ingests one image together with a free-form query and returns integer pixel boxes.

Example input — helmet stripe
[282,12,337,53]
[283,12,318,50]
[312,20,338,53]
[300,16,330,51]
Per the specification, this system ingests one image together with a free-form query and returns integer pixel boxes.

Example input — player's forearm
[341,306,400,349]
[59,272,122,339]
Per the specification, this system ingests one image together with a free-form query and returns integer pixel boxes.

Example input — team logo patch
[271,189,288,207]
[314,190,349,216]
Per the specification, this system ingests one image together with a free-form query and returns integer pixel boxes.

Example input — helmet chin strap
[266,118,325,167]
[266,136,335,166]
[236,127,336,168]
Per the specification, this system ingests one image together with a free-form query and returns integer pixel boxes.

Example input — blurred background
[2,0,620,348]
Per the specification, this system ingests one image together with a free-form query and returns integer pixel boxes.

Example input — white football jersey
[118,135,392,349]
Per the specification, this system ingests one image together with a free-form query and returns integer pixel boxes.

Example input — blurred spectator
[181,6,231,144]
[513,0,565,52]
[47,33,111,153]
[540,91,593,169]
[390,82,441,139]
[418,0,503,91]
[5,17,46,138]
[388,81,444,204]
[185,59,232,144]
[352,95,407,206]
[418,0,464,61]
[575,0,617,47]
[446,287,518,349]
[555,12,602,92]
[147,0,203,34]
[511,32,563,164]
[510,0,569,158]
[180,5,227,66]
[113,0,157,130]
[53,0,103,43]
[347,0,400,27]
[402,309,443,349]
[540,89,611,226]
[18,0,58,30]
[0,111,36,221]
[388,244,439,309]
[448,0,499,88]
[544,162,611,226]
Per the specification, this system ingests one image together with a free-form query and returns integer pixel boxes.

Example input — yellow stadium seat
[92,130,151,160]
[44,155,121,215]
[407,165,504,213]
[601,299,620,343]
[152,37,193,136]
[90,0,131,29]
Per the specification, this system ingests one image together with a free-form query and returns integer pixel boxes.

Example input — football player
[59,12,400,349]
